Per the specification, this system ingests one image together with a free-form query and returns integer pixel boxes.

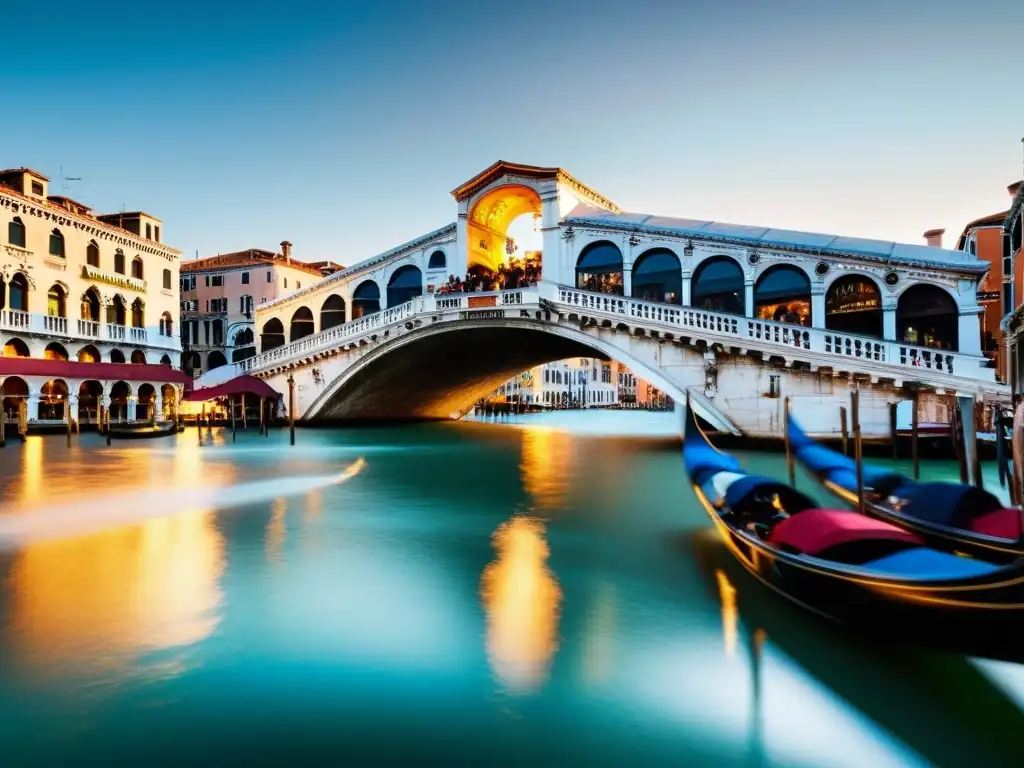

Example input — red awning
[0,357,191,384]
[183,375,279,402]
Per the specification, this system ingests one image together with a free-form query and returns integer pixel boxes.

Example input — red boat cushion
[968,509,1024,541]
[769,508,923,556]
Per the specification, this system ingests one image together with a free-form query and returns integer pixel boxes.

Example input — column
[623,261,633,297]
[681,271,692,306]
[810,287,826,328]
[26,394,40,422]
[539,194,562,285]
[155,393,164,421]
[957,308,982,356]
[744,281,754,318]
[883,302,898,341]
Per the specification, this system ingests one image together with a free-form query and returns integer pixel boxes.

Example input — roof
[0,358,190,384]
[47,195,93,213]
[565,204,990,272]
[450,160,620,212]
[184,375,279,402]
[180,249,330,276]
[956,210,1009,250]
[0,167,50,181]
[97,211,163,223]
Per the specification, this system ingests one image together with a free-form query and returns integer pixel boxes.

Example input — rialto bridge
[197,161,1006,438]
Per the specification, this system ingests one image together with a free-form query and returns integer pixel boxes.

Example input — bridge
[195,161,1006,439]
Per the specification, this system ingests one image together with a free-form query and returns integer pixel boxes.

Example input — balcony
[0,310,177,351]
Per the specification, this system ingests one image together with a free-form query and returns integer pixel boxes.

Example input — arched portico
[754,264,811,326]
[691,256,745,315]
[261,318,286,352]
[466,184,542,273]
[896,283,959,351]
[352,280,381,319]
[387,265,423,307]
[825,274,882,338]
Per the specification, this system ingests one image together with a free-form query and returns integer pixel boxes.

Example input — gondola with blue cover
[683,401,1024,660]
[787,412,1024,563]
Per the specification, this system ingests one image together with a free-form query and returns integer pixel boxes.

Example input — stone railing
[0,309,177,351]
[553,286,995,384]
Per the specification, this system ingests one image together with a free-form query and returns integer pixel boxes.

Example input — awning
[183,375,279,402]
[0,357,191,384]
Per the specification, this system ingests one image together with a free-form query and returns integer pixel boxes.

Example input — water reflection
[519,427,573,510]
[3,509,225,680]
[715,569,738,658]
[19,436,44,505]
[580,582,617,685]
[479,516,562,693]
[266,497,287,563]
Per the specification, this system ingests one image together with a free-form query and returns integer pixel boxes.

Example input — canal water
[1,412,1023,766]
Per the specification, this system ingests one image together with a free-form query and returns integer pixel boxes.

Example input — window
[146,223,152,239]
[87,240,100,267]
[211,275,223,287]
[8,217,26,247]
[155,226,160,242]
[49,229,65,258]
[131,257,144,279]
[284,278,288,289]
[297,281,301,289]
[31,180,44,195]
[242,272,250,285]
[767,374,781,398]
[267,271,272,283]
[114,250,126,274]
[205,275,210,287]
[162,269,171,290]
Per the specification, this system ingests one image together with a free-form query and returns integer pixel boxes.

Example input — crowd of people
[435,256,541,295]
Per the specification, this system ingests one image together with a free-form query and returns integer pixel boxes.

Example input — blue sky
[3,0,1023,264]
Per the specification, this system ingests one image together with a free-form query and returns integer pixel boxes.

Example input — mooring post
[889,402,898,460]
[231,395,237,443]
[911,389,920,481]
[0,403,6,449]
[66,399,72,447]
[839,406,849,456]
[851,387,864,515]
[259,396,265,436]
[288,374,296,446]
[784,396,795,488]
[242,393,247,430]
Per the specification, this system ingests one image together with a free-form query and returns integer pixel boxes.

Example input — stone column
[957,308,983,356]
[623,260,633,297]
[883,302,898,342]
[155,393,164,422]
[811,287,826,329]
[681,271,692,306]
[744,281,754,318]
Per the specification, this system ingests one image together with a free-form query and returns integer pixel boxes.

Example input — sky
[3,0,1023,265]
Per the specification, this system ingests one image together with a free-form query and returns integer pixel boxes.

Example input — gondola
[106,420,178,440]
[787,413,1024,563]
[682,401,1024,661]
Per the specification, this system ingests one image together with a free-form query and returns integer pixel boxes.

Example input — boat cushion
[885,483,1002,528]
[768,508,922,556]
[967,509,1024,541]
[723,475,816,513]
[861,547,998,580]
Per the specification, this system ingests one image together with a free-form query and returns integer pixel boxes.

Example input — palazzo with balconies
[0,167,187,429]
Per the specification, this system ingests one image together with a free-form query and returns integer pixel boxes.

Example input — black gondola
[682,401,1024,661]
[787,413,1024,563]
[106,420,178,440]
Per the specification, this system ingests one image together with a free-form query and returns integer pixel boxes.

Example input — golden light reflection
[479,516,562,694]
[519,427,574,511]
[266,497,287,563]
[19,436,44,505]
[305,489,323,523]
[4,508,224,679]
[716,568,738,658]
[581,582,617,685]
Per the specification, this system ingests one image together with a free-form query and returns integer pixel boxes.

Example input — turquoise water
[0,413,1022,766]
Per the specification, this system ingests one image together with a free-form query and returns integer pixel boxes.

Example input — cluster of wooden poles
[197,375,297,447]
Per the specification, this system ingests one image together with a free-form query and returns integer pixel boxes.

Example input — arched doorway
[47,284,67,318]
[39,379,69,421]
[44,342,69,360]
[131,349,147,364]
[352,281,380,319]
[289,307,315,341]
[9,273,28,312]
[80,288,101,323]
[78,381,103,425]
[77,344,100,363]
[161,384,177,419]
[897,284,959,350]
[261,318,286,351]
[1,377,29,424]
[108,295,127,326]
[576,241,624,295]
[467,184,542,272]
[825,275,882,338]
[320,295,346,330]
[109,381,131,422]
[691,256,745,315]
[160,354,172,365]
[387,265,423,307]
[3,338,30,358]
[136,383,156,421]
[754,265,811,326]
[110,348,126,363]
[207,350,228,370]
[131,298,145,328]
[631,248,682,304]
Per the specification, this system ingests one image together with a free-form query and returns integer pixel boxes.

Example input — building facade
[0,166,186,427]
[179,242,341,376]
[994,181,1024,394]
[491,358,620,408]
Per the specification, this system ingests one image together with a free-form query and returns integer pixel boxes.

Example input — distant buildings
[179,242,342,376]
[489,358,671,410]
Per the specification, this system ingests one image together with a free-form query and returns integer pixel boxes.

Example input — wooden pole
[839,406,849,456]
[242,393,248,430]
[851,387,865,515]
[954,401,968,484]
[259,396,265,436]
[0,401,6,448]
[288,375,296,446]
[889,402,898,460]
[66,397,72,447]
[231,395,237,442]
[911,389,920,481]
[784,396,795,488]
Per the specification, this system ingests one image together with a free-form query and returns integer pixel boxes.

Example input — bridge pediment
[451,160,619,213]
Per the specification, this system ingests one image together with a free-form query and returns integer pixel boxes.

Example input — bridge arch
[387,265,423,307]
[467,184,542,272]
[631,247,682,305]
[290,306,315,341]
[754,264,811,326]
[352,280,381,319]
[576,241,624,295]
[261,317,286,351]
[691,255,745,315]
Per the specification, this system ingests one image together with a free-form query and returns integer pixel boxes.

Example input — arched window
[2,338,30,357]
[131,298,145,328]
[80,288,101,322]
[896,284,959,351]
[146,223,152,239]
[691,256,745,315]
[207,350,227,370]
[110,348,126,363]
[9,273,28,312]
[131,257,144,280]
[47,284,67,317]
[754,265,811,326]
[233,327,254,347]
[428,250,447,270]
[131,349,147,364]
[114,250,126,275]
[43,342,69,361]
[159,311,174,337]
[631,248,682,305]
[39,379,70,420]
[387,265,423,308]
[162,268,171,290]
[825,275,882,338]
[8,217,26,248]
[320,294,346,330]
[108,295,127,326]
[261,318,286,351]
[576,241,624,295]
[352,280,381,319]
[49,229,65,258]
[290,307,315,341]
[135,383,155,421]
[160,354,172,365]
[108,381,131,422]
[87,240,100,267]
[77,345,100,363]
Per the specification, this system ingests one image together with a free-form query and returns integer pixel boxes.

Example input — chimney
[1009,180,1023,198]
[923,228,945,248]
[280,240,292,264]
